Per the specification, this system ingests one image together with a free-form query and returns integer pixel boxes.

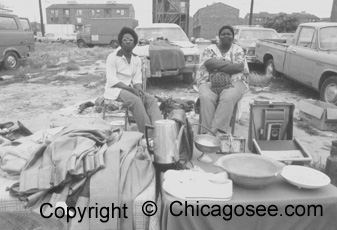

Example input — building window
[92,9,95,16]
[65,17,70,23]
[51,9,59,16]
[180,2,186,13]
[75,9,82,16]
[76,18,82,23]
[105,9,111,17]
[121,9,124,16]
[64,9,70,16]
[51,17,59,22]
[116,9,120,13]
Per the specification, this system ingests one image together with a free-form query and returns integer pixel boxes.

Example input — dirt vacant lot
[1,43,336,170]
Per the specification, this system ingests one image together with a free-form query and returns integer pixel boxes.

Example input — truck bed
[255,39,290,72]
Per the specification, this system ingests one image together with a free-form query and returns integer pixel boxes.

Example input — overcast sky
[2,0,334,25]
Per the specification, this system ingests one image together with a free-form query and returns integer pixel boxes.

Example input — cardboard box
[298,99,337,131]
[253,138,312,166]
[217,134,246,153]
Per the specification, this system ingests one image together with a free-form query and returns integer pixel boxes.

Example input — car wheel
[265,59,275,78]
[3,51,19,70]
[110,40,119,49]
[77,39,87,48]
[320,76,337,105]
[183,73,195,84]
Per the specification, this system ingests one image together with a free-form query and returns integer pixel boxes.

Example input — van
[76,18,138,48]
[0,12,35,70]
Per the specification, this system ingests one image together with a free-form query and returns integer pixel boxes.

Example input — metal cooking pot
[194,134,222,153]
[145,120,184,164]
[192,123,222,153]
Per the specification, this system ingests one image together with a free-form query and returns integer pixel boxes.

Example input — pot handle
[145,125,154,155]
[192,123,217,136]
[176,125,185,160]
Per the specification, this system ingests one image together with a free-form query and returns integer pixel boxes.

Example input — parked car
[279,32,295,43]
[255,22,337,105]
[133,23,200,84]
[279,32,295,39]
[195,38,211,45]
[36,33,63,43]
[211,36,219,44]
[233,26,282,63]
[0,12,35,70]
[60,33,77,43]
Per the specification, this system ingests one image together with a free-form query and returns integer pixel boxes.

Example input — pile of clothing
[0,118,155,230]
[156,96,195,119]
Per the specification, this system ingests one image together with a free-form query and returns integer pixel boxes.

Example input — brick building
[46,1,135,30]
[243,12,278,26]
[244,11,320,26]
[192,2,240,39]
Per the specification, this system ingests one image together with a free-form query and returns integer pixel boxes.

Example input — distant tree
[263,13,299,32]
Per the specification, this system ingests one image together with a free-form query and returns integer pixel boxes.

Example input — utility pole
[39,0,45,36]
[331,0,337,22]
[249,0,254,25]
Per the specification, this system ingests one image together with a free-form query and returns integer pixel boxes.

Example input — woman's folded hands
[205,58,244,74]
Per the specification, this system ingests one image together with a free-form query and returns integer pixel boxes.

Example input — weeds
[296,119,321,136]
[248,72,272,87]
[66,63,80,71]
[309,156,326,173]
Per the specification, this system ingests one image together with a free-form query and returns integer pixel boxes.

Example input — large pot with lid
[145,119,184,165]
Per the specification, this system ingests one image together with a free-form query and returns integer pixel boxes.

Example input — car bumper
[246,55,259,63]
[150,64,198,77]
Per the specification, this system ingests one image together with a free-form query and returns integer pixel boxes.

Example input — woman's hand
[204,58,231,72]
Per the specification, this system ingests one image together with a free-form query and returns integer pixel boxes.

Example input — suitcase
[248,100,295,152]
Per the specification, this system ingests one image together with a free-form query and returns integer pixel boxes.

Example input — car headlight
[186,55,194,62]
[247,48,255,56]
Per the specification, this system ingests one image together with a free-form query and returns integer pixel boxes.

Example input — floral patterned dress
[197,43,250,89]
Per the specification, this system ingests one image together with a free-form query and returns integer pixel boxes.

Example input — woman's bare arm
[217,62,244,74]
[204,58,244,74]
[204,58,231,72]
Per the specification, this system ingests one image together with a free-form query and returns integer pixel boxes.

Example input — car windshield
[135,27,189,42]
[239,29,281,40]
[319,27,337,50]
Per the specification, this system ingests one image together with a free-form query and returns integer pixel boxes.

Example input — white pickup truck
[255,22,337,105]
[133,23,200,84]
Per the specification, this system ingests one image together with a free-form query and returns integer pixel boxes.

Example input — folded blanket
[149,41,185,73]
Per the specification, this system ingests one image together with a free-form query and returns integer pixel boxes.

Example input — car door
[19,17,35,51]
[287,26,318,87]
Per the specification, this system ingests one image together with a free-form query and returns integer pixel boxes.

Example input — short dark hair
[118,27,138,45]
[218,25,234,37]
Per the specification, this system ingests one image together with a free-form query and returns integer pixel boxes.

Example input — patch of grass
[66,63,80,71]
[248,72,272,87]
[51,101,65,109]
[309,157,325,173]
[296,120,320,136]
